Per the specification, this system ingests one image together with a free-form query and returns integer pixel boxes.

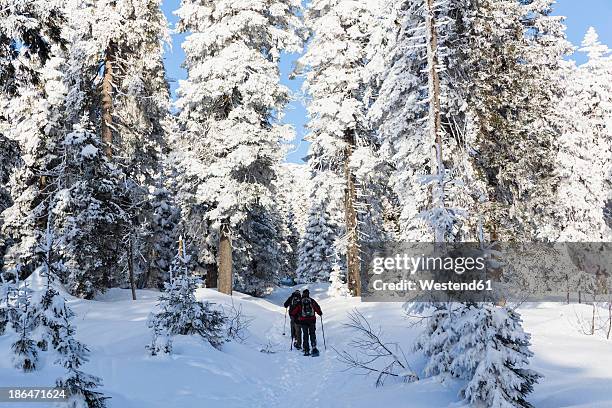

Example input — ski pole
[283,308,287,336]
[320,315,327,350]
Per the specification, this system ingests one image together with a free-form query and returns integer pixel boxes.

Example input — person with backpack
[283,290,302,349]
[295,289,323,356]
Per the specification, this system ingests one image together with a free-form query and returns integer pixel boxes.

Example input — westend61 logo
[361,242,612,303]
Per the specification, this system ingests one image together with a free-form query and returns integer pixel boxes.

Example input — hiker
[283,290,302,349]
[295,289,323,356]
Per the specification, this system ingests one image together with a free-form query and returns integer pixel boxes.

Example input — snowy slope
[1,284,611,408]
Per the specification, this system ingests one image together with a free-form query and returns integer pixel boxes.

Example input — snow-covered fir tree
[39,282,108,408]
[414,305,458,379]
[95,0,173,291]
[464,0,571,241]
[1,52,67,277]
[450,304,541,408]
[277,164,312,238]
[415,303,541,407]
[53,293,108,408]
[10,282,40,372]
[0,0,65,99]
[236,205,286,296]
[555,27,612,242]
[51,120,130,299]
[172,0,303,295]
[147,186,181,288]
[299,0,385,295]
[0,0,66,275]
[387,3,551,405]
[369,0,478,243]
[0,135,20,271]
[327,252,349,297]
[38,216,108,407]
[274,164,309,279]
[296,181,341,283]
[147,238,226,354]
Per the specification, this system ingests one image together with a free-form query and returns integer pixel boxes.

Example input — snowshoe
[303,350,310,356]
[311,348,319,357]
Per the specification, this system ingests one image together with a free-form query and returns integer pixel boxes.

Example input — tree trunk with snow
[218,226,232,295]
[425,0,442,174]
[127,235,137,300]
[101,42,115,158]
[344,132,361,297]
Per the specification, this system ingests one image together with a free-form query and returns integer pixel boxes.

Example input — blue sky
[160,0,612,164]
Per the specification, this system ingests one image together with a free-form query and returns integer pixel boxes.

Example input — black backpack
[290,294,301,309]
[301,297,315,318]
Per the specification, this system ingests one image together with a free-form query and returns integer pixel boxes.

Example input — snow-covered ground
[1,283,611,408]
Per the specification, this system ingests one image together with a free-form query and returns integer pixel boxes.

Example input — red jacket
[294,297,322,323]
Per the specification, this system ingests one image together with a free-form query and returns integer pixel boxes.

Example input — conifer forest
[0,0,611,407]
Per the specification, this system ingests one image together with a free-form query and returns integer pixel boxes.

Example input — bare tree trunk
[344,131,361,297]
[127,236,137,301]
[425,0,442,174]
[206,263,218,289]
[101,42,115,159]
[141,248,155,289]
[218,226,233,295]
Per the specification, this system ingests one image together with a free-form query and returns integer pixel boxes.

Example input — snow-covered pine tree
[146,186,180,289]
[296,190,339,283]
[369,0,476,243]
[278,164,312,238]
[235,205,286,296]
[97,0,172,291]
[0,135,20,271]
[273,164,307,280]
[391,3,545,403]
[49,118,129,299]
[0,0,65,99]
[450,304,541,408]
[0,0,66,274]
[64,0,172,292]
[33,210,109,408]
[394,2,475,382]
[24,0,148,298]
[464,0,571,242]
[147,238,226,354]
[413,305,459,379]
[555,28,612,242]
[1,52,67,277]
[300,0,385,296]
[38,282,108,407]
[10,281,40,372]
[53,295,108,408]
[173,0,303,295]
[327,252,349,297]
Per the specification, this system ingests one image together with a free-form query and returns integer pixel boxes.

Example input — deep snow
[1,281,612,408]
